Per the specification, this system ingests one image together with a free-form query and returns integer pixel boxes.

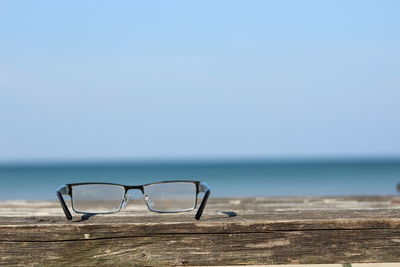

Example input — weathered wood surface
[1,196,400,266]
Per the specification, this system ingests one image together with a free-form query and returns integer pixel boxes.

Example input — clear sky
[1,0,399,162]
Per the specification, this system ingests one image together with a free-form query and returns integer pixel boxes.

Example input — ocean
[0,159,399,200]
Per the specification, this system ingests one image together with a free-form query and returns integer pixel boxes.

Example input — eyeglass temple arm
[195,182,211,220]
[57,185,72,220]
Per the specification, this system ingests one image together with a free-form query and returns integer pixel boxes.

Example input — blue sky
[0,0,400,162]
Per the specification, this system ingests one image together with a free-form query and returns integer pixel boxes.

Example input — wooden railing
[1,196,399,266]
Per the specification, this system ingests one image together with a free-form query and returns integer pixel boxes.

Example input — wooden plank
[1,196,400,266]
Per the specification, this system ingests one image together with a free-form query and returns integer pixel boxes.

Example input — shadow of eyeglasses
[73,214,96,222]
[71,210,237,222]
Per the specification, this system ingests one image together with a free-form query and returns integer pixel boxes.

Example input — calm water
[0,159,399,200]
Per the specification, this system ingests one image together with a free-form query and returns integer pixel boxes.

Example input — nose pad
[121,194,131,208]
[142,194,154,208]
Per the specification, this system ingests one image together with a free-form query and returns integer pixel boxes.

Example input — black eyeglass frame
[57,180,211,221]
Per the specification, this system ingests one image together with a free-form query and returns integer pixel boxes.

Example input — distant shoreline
[1,156,400,169]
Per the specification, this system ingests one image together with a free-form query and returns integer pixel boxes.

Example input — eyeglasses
[57,180,211,220]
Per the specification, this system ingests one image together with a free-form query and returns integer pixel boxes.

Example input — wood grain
[1,196,400,266]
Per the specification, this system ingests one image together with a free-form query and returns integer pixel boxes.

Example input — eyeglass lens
[72,184,125,213]
[143,182,197,212]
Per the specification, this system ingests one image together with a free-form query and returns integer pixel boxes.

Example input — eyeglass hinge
[199,182,209,193]
[57,185,70,195]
